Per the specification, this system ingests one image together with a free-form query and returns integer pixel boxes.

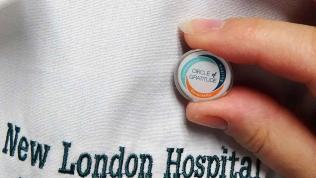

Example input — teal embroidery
[92,154,108,178]
[164,148,183,178]
[239,157,252,178]
[125,154,138,177]
[229,151,240,178]
[2,123,20,156]
[1,123,261,178]
[194,155,206,177]
[77,153,93,177]
[255,159,261,178]
[182,155,194,178]
[207,155,220,178]
[2,123,51,169]
[18,136,29,161]
[59,144,153,178]
[58,141,75,174]
[109,147,125,178]
[163,146,262,178]
[220,146,228,178]
[30,141,51,169]
[138,154,153,178]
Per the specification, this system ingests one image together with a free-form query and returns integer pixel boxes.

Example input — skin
[181,18,316,178]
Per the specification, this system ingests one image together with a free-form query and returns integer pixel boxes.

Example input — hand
[180,18,316,178]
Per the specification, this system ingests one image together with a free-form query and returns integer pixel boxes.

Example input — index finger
[180,18,316,95]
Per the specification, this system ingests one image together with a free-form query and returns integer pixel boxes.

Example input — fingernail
[188,115,228,130]
[179,19,224,34]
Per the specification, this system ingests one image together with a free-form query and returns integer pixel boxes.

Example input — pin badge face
[174,50,233,101]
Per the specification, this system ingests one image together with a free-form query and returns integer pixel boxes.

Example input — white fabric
[0,0,310,177]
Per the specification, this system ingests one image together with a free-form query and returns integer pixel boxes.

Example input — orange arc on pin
[186,77,223,98]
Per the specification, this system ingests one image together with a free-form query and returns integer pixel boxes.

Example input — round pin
[174,49,233,101]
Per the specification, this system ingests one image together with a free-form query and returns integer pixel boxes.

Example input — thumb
[186,87,316,178]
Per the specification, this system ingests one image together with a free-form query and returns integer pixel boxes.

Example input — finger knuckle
[225,17,263,43]
[244,126,269,155]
